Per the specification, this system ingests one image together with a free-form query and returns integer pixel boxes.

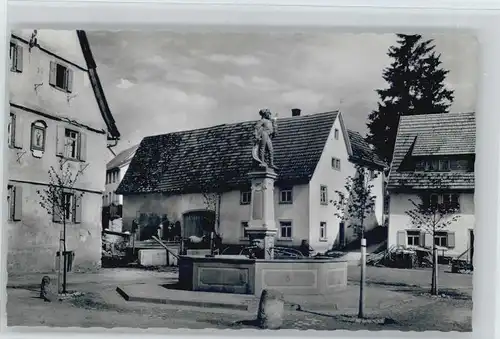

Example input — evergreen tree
[366,34,454,165]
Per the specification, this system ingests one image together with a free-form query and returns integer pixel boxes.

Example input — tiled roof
[117,111,386,196]
[388,112,475,190]
[117,111,339,195]
[347,130,387,169]
[107,144,139,171]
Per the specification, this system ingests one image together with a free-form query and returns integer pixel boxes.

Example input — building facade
[387,112,475,261]
[104,145,139,208]
[7,29,119,273]
[117,110,385,254]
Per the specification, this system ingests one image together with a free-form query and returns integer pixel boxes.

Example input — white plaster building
[117,109,385,254]
[387,112,475,262]
[104,144,138,207]
[7,30,120,273]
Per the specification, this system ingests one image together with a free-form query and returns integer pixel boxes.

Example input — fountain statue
[252,108,278,170]
[246,109,279,259]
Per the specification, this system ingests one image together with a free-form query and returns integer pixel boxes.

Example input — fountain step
[116,284,258,311]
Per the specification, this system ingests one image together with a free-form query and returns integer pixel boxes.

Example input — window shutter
[424,232,433,248]
[419,232,425,247]
[74,194,82,223]
[15,45,23,72]
[66,68,74,93]
[78,132,87,161]
[56,125,65,156]
[447,232,456,248]
[49,61,57,86]
[14,115,23,149]
[13,185,23,221]
[396,231,406,246]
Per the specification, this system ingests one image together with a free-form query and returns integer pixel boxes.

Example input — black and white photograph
[5,29,476,331]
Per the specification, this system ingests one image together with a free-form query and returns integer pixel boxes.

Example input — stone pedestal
[245,168,278,260]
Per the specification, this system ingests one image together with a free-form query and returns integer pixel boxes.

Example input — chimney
[291,108,301,117]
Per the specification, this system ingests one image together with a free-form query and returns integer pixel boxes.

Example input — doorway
[182,210,216,238]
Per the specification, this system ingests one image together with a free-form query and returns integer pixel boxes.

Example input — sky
[86,31,479,156]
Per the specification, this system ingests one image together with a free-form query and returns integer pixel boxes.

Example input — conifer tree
[366,34,454,165]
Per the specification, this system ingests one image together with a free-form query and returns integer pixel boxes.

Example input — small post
[358,237,366,318]
[57,230,63,294]
[209,231,215,256]
[431,246,439,295]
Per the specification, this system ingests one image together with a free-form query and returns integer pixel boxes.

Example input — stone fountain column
[245,168,278,260]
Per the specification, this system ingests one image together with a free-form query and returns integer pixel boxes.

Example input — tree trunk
[431,245,438,295]
[62,218,67,293]
[57,230,63,294]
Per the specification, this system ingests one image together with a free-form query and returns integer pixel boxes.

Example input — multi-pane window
[407,230,420,246]
[434,231,448,247]
[279,187,293,204]
[427,193,460,210]
[319,221,327,240]
[279,221,292,239]
[240,191,251,205]
[320,185,328,205]
[64,129,79,159]
[332,157,341,170]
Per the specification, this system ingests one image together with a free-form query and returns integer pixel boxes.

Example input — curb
[115,286,251,311]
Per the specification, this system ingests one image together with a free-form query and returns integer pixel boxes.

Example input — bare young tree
[402,173,462,295]
[37,157,88,294]
[331,163,378,319]
[331,164,378,241]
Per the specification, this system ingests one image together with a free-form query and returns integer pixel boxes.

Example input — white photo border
[2,1,499,338]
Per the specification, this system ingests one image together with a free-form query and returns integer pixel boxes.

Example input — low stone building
[117,109,385,254]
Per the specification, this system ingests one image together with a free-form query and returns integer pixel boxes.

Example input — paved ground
[6,265,472,331]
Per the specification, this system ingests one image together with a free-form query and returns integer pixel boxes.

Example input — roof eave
[76,30,120,139]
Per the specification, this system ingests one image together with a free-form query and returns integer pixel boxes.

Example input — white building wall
[122,183,310,248]
[309,116,354,253]
[388,192,475,257]
[7,30,107,273]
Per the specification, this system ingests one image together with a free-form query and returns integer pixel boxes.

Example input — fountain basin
[178,255,347,296]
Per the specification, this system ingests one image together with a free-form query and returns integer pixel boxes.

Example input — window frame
[241,221,249,239]
[406,230,420,247]
[240,191,251,205]
[279,220,293,239]
[64,128,80,160]
[320,185,328,205]
[7,113,15,148]
[334,128,339,140]
[279,187,293,204]
[434,231,448,247]
[331,157,341,170]
[319,221,327,241]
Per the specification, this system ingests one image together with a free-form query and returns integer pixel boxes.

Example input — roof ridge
[141,110,340,141]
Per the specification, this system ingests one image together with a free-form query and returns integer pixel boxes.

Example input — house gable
[387,112,475,191]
